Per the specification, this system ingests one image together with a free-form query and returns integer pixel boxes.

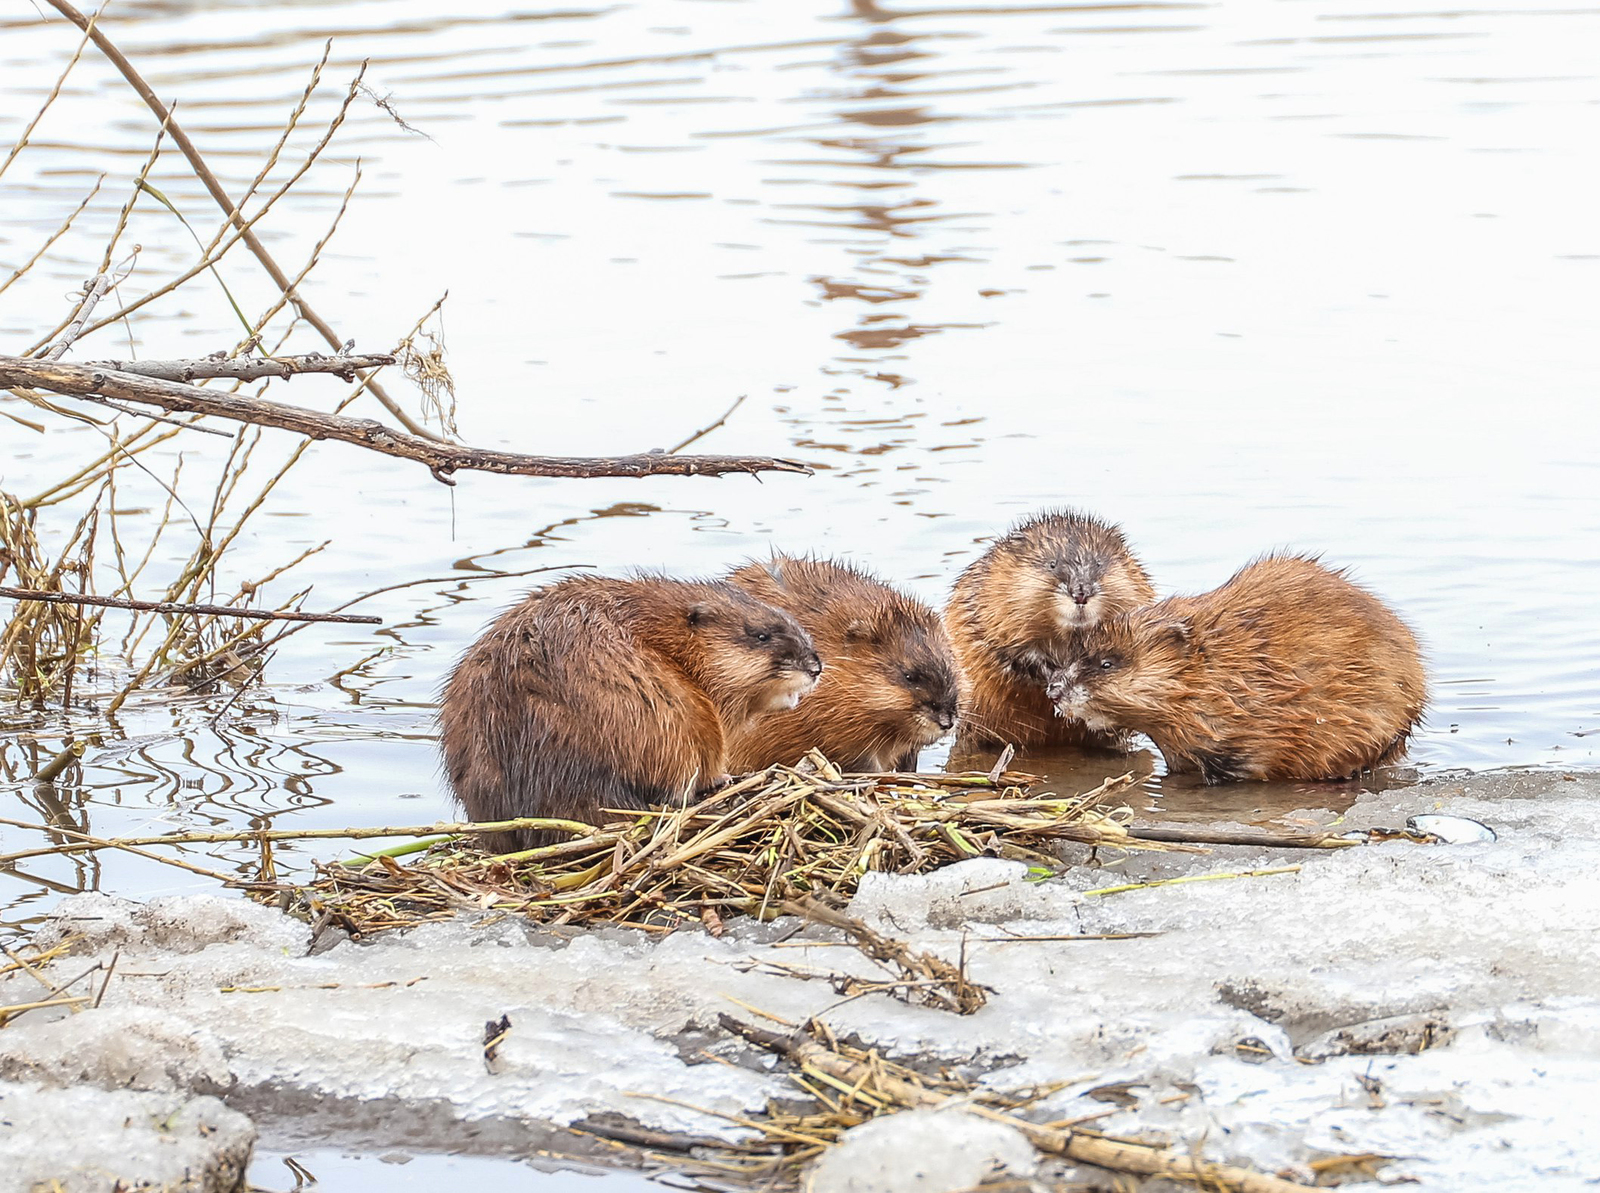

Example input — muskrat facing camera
[945,509,1156,750]
[726,555,959,772]
[1048,554,1427,783]
[439,575,820,850]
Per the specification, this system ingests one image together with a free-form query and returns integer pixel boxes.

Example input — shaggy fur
[439,575,820,850]
[726,556,958,772]
[945,509,1156,751]
[1048,554,1428,782]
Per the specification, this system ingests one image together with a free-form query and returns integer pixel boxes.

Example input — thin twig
[43,274,112,361]
[1125,826,1359,850]
[38,0,435,437]
[0,179,104,300]
[669,394,746,454]
[0,0,108,181]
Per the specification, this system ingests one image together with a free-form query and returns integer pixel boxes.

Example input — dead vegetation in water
[603,1013,1317,1193]
[256,759,1177,1014]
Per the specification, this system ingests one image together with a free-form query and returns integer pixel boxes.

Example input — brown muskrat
[945,509,1156,751]
[725,555,959,772]
[1047,554,1427,783]
[439,574,821,850]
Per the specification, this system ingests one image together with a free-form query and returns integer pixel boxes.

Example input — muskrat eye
[1099,657,1117,671]
[751,630,772,644]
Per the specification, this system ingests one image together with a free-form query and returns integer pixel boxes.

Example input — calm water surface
[1,0,1598,935]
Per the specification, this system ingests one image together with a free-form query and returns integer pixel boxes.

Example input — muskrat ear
[843,619,878,643]
[1163,617,1194,648]
[687,603,713,628]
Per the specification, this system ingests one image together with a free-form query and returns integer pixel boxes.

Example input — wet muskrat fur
[440,574,821,850]
[726,555,958,772]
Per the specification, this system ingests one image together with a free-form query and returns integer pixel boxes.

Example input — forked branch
[0,357,811,483]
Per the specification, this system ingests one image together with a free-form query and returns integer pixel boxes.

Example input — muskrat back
[726,555,958,772]
[945,508,1155,751]
[1049,554,1427,783]
[439,574,820,851]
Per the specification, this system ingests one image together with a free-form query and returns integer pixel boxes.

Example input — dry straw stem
[0,491,99,705]
[0,815,243,885]
[0,815,602,867]
[0,357,812,483]
[715,1016,1313,1193]
[0,179,104,301]
[1082,865,1302,899]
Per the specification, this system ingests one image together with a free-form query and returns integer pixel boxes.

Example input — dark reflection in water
[947,738,1423,826]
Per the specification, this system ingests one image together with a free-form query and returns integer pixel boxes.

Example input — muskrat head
[1046,612,1192,732]
[844,617,960,747]
[993,510,1155,635]
[688,590,822,719]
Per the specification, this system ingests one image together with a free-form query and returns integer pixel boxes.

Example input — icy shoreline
[5,770,1598,1191]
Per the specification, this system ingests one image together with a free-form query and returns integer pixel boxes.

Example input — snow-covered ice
[3,771,1598,1189]
[0,1081,254,1193]
[806,1107,1036,1193]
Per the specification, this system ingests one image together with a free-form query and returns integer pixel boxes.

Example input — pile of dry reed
[274,756,1178,951]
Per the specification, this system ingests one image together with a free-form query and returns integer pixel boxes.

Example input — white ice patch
[0,1081,254,1193]
[806,1107,1036,1193]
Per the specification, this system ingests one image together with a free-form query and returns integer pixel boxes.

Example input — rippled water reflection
[2,0,1597,930]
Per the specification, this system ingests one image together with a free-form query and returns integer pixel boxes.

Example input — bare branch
[0,586,382,625]
[78,352,397,383]
[0,356,813,482]
[43,274,112,361]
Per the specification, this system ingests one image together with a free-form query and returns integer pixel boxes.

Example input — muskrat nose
[1045,674,1066,701]
[1071,588,1091,606]
[804,655,823,679]
[934,707,956,731]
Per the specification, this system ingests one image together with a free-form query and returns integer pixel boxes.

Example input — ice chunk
[0,1005,232,1092]
[806,1107,1035,1193]
[849,858,1054,930]
[0,1081,254,1193]
[34,891,305,955]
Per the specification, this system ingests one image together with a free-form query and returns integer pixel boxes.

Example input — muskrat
[1046,554,1427,783]
[944,509,1156,751]
[439,574,822,851]
[725,555,959,772]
